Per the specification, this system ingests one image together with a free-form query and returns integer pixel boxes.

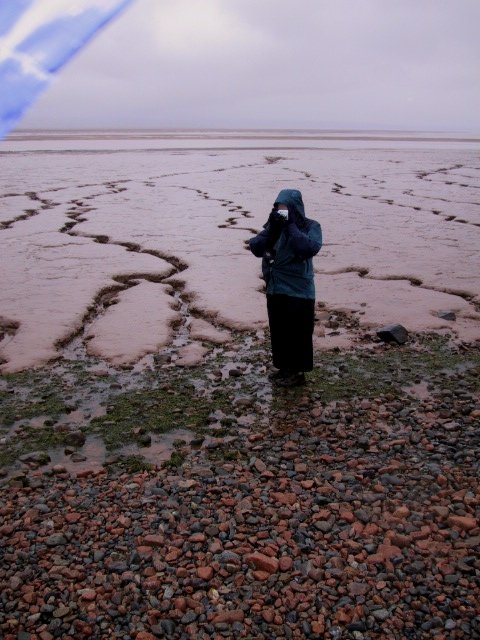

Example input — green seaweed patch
[206,445,247,462]
[0,396,67,426]
[111,454,154,474]
[0,425,67,468]
[88,387,212,449]
[162,449,187,469]
[0,372,68,426]
[0,442,18,468]
[306,335,480,404]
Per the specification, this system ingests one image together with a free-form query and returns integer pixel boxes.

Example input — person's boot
[268,368,290,382]
[276,371,306,387]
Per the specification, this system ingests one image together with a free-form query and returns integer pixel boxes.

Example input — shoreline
[1,324,479,472]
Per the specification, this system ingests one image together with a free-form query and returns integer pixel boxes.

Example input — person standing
[249,188,322,387]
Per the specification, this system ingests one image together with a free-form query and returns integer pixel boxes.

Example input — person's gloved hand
[287,205,297,226]
[268,207,286,226]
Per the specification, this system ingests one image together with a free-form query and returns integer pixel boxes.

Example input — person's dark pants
[266,293,315,372]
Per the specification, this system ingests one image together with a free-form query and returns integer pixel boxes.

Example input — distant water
[2,128,479,153]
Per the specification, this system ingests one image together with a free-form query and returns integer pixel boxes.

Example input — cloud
[17,0,480,131]
[148,0,267,57]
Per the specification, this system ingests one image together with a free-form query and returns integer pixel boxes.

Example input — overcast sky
[20,0,480,131]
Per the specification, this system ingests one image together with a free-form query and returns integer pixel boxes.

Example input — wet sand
[0,129,479,373]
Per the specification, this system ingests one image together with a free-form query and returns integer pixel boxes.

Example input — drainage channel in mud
[0,172,293,474]
[177,185,260,234]
[0,191,60,230]
[330,164,480,229]
[54,180,202,370]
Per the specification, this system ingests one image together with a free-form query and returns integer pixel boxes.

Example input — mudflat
[1,129,479,372]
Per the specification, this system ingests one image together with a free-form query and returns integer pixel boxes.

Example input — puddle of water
[402,381,433,401]
[47,435,107,474]
[220,361,252,380]
[119,428,195,466]
[44,427,196,474]
[8,414,53,437]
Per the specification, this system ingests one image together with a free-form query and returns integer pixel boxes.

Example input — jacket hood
[274,189,306,219]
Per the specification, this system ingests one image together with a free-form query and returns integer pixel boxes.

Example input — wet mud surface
[1,131,480,373]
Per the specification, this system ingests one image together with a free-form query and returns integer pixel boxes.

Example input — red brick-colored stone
[65,512,81,523]
[278,556,293,571]
[197,566,214,580]
[245,552,279,574]
[271,492,297,505]
[212,609,245,624]
[143,534,164,547]
[447,515,477,531]
[367,543,403,564]
[262,608,275,623]
[253,570,270,581]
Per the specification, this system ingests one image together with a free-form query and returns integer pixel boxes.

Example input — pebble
[197,566,214,580]
[70,451,87,462]
[371,608,391,621]
[64,430,86,447]
[45,533,67,546]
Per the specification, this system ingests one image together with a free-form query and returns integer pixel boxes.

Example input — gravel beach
[1,332,479,640]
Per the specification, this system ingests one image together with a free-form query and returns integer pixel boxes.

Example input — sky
[16,0,480,131]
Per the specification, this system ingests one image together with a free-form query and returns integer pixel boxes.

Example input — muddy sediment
[1,137,480,373]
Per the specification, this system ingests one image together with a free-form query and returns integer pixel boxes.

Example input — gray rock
[444,574,460,584]
[376,324,408,345]
[19,451,51,465]
[154,353,172,365]
[354,509,370,524]
[217,550,241,564]
[70,452,87,462]
[379,474,403,485]
[436,310,456,321]
[163,585,174,599]
[371,608,390,621]
[9,471,29,486]
[10,576,22,590]
[34,502,50,513]
[46,533,67,547]
[159,619,177,635]
[64,430,86,447]
[181,611,197,624]
[314,520,333,532]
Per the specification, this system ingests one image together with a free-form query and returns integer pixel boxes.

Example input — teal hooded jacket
[249,189,322,299]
